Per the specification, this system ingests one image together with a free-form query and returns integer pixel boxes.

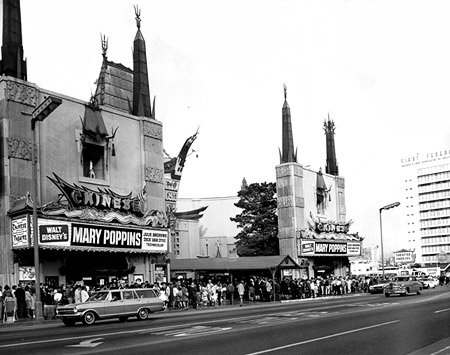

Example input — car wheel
[417,288,422,295]
[62,319,76,326]
[137,308,149,320]
[82,311,96,325]
[385,293,390,297]
[118,316,128,322]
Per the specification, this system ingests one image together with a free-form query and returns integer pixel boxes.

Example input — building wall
[175,196,240,259]
[401,150,450,265]
[174,218,201,258]
[302,167,345,222]
[0,77,168,287]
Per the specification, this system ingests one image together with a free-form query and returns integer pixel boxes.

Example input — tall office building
[401,149,450,265]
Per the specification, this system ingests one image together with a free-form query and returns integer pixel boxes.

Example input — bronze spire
[132,5,153,118]
[279,84,297,164]
[324,113,339,176]
[0,0,27,80]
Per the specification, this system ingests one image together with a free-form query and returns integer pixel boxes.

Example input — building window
[82,142,105,180]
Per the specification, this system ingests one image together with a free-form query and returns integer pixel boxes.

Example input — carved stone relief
[145,166,164,184]
[7,138,33,161]
[277,196,293,208]
[276,165,291,178]
[143,121,162,140]
[5,81,37,107]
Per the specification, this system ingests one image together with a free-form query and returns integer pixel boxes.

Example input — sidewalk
[0,293,363,331]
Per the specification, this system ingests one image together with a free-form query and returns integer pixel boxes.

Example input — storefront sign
[299,240,361,257]
[394,251,413,263]
[11,217,29,247]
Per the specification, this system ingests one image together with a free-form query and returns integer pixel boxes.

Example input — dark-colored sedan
[384,276,422,297]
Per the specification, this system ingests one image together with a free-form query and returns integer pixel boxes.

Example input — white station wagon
[56,288,164,326]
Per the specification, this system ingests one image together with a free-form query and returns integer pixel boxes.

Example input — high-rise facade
[401,150,450,265]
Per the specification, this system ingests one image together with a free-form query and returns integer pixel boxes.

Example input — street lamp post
[379,202,400,280]
[29,96,62,321]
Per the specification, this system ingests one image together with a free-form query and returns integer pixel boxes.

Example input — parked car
[56,288,165,326]
[384,276,422,297]
[368,280,390,294]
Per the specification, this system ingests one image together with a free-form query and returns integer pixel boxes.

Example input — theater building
[276,86,362,279]
[0,1,172,288]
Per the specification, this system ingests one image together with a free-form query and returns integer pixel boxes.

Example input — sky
[7,0,450,256]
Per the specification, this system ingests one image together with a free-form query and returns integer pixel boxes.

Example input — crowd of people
[1,274,449,323]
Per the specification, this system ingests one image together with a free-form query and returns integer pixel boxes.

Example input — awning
[12,245,165,254]
[170,255,302,271]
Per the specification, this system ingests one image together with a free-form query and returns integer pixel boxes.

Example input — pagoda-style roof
[95,60,133,113]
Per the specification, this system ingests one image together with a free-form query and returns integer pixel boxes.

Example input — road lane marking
[245,320,400,355]
[430,345,450,355]
[434,308,450,313]
[67,338,104,348]
[152,325,232,337]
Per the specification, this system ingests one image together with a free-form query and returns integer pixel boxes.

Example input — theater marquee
[299,240,361,257]
[12,218,168,253]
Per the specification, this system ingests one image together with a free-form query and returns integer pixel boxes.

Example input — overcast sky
[9,0,450,256]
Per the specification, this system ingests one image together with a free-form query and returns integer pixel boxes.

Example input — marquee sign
[299,240,361,257]
[48,173,146,216]
[314,220,350,235]
[13,218,168,253]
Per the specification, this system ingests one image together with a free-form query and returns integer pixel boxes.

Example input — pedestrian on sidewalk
[237,280,245,306]
[226,281,234,305]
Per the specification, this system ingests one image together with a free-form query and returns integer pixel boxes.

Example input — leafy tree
[230,182,279,256]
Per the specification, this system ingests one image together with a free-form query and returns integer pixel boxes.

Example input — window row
[418,180,450,193]
[422,245,450,254]
[420,208,450,219]
[422,236,450,244]
[422,255,439,263]
[419,190,450,202]
[420,218,450,227]
[419,200,450,211]
[418,163,450,180]
[421,226,450,235]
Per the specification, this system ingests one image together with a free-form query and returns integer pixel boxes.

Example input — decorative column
[276,163,304,278]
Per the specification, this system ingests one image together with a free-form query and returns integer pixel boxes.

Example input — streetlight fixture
[379,202,400,280]
[30,95,62,320]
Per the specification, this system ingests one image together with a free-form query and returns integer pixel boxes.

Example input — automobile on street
[56,288,165,326]
[384,275,423,297]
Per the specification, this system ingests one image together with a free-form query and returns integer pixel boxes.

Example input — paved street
[0,287,449,355]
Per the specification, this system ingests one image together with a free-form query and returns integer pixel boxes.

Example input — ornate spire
[279,84,297,164]
[241,177,248,191]
[324,113,339,176]
[132,5,153,118]
[0,0,27,80]
[101,34,108,59]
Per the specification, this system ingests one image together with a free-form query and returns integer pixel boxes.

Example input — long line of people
[2,274,448,323]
